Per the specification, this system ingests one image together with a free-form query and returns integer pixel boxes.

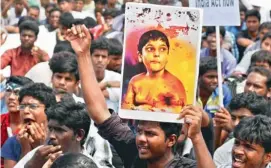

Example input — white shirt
[4,7,27,26]
[101,70,121,102]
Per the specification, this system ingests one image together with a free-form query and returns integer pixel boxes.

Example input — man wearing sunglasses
[1,83,57,168]
[0,76,33,168]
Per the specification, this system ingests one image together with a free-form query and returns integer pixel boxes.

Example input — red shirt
[1,46,49,76]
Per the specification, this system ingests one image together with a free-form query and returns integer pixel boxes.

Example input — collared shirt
[225,23,247,37]
[200,48,237,78]
[1,113,20,147]
[197,85,232,118]
[1,46,49,76]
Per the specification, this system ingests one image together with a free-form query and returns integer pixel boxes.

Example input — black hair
[94,0,107,5]
[247,66,271,89]
[59,12,74,28]
[229,92,268,116]
[49,51,79,81]
[6,76,34,86]
[137,30,169,54]
[102,8,120,18]
[262,32,271,43]
[234,115,271,153]
[45,3,57,10]
[49,7,61,16]
[18,16,38,27]
[259,22,271,32]
[90,37,109,54]
[108,38,123,56]
[51,153,98,168]
[53,41,75,54]
[83,17,97,28]
[199,56,217,76]
[251,50,271,67]
[19,20,39,36]
[239,3,247,13]
[29,5,40,11]
[19,83,57,109]
[245,9,261,22]
[46,101,91,146]
[57,0,72,3]
[205,26,226,38]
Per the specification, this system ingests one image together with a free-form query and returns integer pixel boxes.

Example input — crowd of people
[0,0,271,168]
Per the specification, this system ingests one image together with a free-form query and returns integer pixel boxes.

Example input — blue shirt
[225,23,247,37]
[200,48,237,77]
[197,84,232,118]
[1,136,21,162]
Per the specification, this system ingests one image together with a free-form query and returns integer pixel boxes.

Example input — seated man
[1,20,49,76]
[197,56,232,118]
[66,24,216,168]
[200,26,237,77]
[14,100,100,168]
[0,76,33,168]
[216,115,271,168]
[1,83,56,168]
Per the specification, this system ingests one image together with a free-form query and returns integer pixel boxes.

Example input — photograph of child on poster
[119,3,202,122]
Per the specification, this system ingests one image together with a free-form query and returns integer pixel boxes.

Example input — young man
[237,9,261,61]
[1,20,49,76]
[1,83,56,168]
[217,115,271,168]
[197,56,232,118]
[43,7,61,32]
[2,0,28,26]
[14,100,99,168]
[90,37,121,105]
[107,38,122,73]
[27,6,40,21]
[244,66,271,98]
[200,26,237,77]
[0,76,33,168]
[244,21,271,55]
[65,24,216,168]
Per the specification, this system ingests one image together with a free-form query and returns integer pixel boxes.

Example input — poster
[189,0,240,26]
[119,2,203,123]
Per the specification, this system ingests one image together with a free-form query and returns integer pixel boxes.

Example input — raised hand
[65,24,92,56]
[17,125,32,153]
[26,122,46,149]
[178,105,203,141]
[31,46,49,62]
[214,107,234,132]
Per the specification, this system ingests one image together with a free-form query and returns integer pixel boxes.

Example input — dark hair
[239,3,247,13]
[51,153,98,168]
[6,76,34,86]
[108,38,123,56]
[19,83,57,109]
[199,56,217,76]
[205,26,226,38]
[102,8,120,18]
[18,16,38,26]
[60,12,74,28]
[19,20,39,36]
[94,0,107,5]
[45,3,57,10]
[234,115,271,153]
[83,17,97,28]
[247,66,271,89]
[90,37,109,54]
[251,50,271,67]
[262,32,271,43]
[57,0,72,3]
[229,92,268,116]
[49,51,79,81]
[259,22,271,32]
[29,5,40,11]
[245,9,261,22]
[137,30,169,54]
[46,101,90,146]
[53,41,75,54]
[49,7,61,16]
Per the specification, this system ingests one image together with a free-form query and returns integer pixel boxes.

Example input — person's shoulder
[130,73,145,84]
[105,69,121,80]
[1,113,9,122]
[173,155,197,168]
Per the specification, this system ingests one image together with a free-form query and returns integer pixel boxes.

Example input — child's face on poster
[139,39,169,73]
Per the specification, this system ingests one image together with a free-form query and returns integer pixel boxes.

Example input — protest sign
[189,0,240,26]
[119,2,203,123]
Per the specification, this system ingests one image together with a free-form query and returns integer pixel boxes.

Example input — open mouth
[137,145,149,153]
[232,156,245,168]
[24,118,36,124]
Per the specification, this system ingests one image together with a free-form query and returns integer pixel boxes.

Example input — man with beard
[1,20,49,76]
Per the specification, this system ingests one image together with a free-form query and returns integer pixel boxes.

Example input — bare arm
[237,38,254,47]
[4,159,17,168]
[65,25,110,124]
[2,0,14,18]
